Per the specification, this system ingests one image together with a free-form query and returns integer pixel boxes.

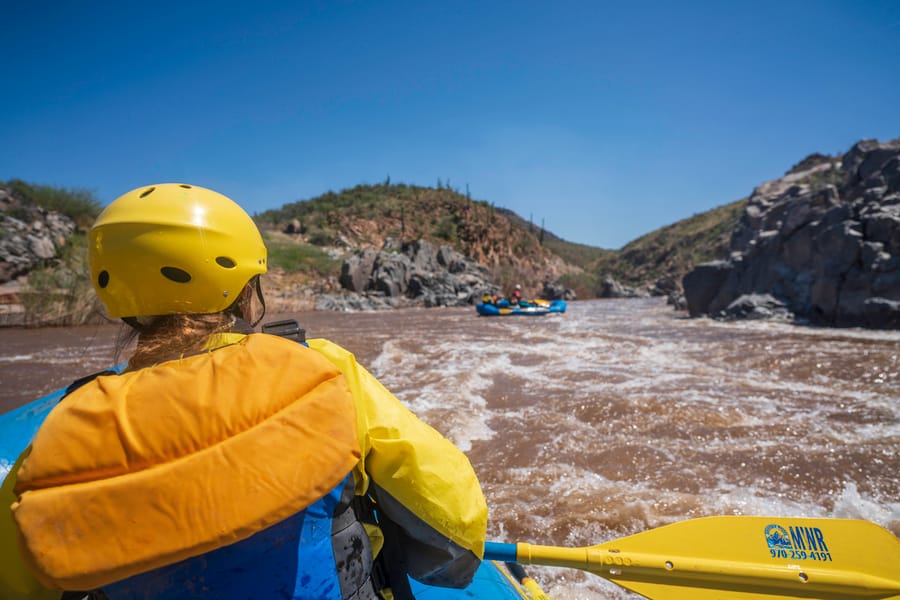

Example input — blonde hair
[117,313,238,370]
[114,277,263,369]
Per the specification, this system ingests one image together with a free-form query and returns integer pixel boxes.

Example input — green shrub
[264,233,340,276]
[7,180,102,230]
[307,230,336,247]
[558,272,598,300]
[435,216,458,242]
[21,235,101,326]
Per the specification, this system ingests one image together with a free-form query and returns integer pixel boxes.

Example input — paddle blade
[509,516,900,599]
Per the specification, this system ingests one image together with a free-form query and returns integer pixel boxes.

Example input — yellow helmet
[89,183,267,318]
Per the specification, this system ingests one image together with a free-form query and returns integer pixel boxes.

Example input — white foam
[368,338,500,450]
[832,481,900,526]
[0,354,35,363]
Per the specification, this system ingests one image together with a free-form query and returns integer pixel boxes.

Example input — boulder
[598,275,649,299]
[719,293,792,321]
[682,261,732,317]
[338,247,376,292]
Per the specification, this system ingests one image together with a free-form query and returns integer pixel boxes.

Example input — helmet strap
[122,316,152,332]
[250,276,266,327]
[229,276,266,328]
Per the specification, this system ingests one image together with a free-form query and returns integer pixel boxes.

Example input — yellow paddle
[485,516,900,599]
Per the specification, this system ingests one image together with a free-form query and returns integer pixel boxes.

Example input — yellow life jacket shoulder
[307,338,487,559]
[12,333,361,591]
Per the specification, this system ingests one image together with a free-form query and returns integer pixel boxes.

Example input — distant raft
[476,299,567,316]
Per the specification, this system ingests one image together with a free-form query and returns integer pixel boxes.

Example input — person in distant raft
[509,284,524,306]
[0,184,487,600]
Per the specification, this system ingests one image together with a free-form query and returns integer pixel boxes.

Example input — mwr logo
[765,525,792,550]
[765,524,830,552]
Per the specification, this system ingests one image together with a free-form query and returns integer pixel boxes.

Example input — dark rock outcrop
[320,238,501,310]
[541,280,577,301]
[683,139,900,328]
[683,261,731,317]
[598,275,649,299]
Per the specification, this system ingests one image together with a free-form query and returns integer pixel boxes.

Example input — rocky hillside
[256,183,580,297]
[683,138,900,328]
[0,182,101,326]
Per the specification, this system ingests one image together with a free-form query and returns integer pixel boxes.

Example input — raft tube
[410,560,532,598]
[476,299,566,316]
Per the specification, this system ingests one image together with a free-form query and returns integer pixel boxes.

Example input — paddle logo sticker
[764,524,833,561]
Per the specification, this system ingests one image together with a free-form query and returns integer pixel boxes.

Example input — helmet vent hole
[179,184,192,189]
[139,187,156,198]
[216,256,237,269]
[97,271,109,288]
[161,266,192,283]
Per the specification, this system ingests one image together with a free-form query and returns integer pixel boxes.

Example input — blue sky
[3,1,899,249]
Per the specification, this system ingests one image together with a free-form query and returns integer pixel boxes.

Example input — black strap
[375,513,416,600]
[252,275,267,327]
[63,369,118,398]
[351,493,415,600]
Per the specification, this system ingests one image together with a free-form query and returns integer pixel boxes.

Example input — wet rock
[718,294,792,321]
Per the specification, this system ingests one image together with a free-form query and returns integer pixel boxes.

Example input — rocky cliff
[683,138,900,328]
[0,187,77,282]
[0,186,85,325]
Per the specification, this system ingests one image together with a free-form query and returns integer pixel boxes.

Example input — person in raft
[509,284,524,306]
[0,183,487,600]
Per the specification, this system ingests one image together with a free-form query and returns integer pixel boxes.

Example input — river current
[1,298,898,598]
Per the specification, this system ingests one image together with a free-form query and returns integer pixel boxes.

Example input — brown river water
[1,298,898,598]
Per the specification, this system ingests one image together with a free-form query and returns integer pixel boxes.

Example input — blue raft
[476,299,567,317]
[0,380,539,600]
